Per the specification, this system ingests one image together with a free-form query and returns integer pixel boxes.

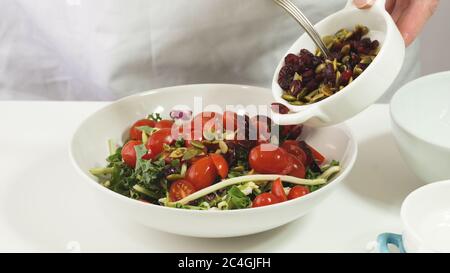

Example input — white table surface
[0,102,424,252]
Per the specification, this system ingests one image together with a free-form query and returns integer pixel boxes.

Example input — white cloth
[0,0,419,101]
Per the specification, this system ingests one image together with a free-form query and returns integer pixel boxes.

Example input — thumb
[353,0,376,9]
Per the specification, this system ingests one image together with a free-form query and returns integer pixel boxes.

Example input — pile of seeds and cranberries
[278,25,380,106]
[90,110,340,210]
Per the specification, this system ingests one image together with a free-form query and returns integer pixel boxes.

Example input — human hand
[353,0,439,46]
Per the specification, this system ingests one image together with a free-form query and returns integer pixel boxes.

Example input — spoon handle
[273,0,331,59]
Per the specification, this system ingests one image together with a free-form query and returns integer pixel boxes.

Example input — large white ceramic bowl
[272,0,405,127]
[70,84,357,238]
[390,71,450,183]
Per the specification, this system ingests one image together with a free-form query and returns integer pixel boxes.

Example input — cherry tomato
[308,144,326,165]
[252,193,280,208]
[169,180,196,202]
[191,112,222,135]
[145,128,174,159]
[287,186,310,200]
[121,140,142,168]
[129,119,156,141]
[281,140,307,165]
[249,144,293,175]
[222,111,238,131]
[271,178,287,202]
[209,153,229,179]
[186,156,218,190]
[155,119,174,129]
[288,154,306,179]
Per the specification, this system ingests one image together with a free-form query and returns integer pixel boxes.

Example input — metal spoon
[273,0,331,59]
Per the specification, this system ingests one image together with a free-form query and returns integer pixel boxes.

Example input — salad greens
[90,112,341,210]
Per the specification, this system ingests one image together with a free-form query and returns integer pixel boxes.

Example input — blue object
[377,233,406,253]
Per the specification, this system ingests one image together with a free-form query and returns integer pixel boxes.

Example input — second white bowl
[391,71,450,183]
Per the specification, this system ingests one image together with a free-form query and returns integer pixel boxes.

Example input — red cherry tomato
[288,154,306,179]
[145,128,174,159]
[129,119,156,141]
[249,144,293,175]
[121,140,142,168]
[169,180,196,202]
[155,119,174,129]
[191,112,222,134]
[287,186,310,200]
[281,140,307,165]
[271,178,287,202]
[308,144,326,165]
[186,156,218,190]
[222,111,238,132]
[209,153,229,179]
[252,193,280,208]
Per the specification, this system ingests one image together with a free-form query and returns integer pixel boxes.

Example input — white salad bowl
[271,0,405,127]
[70,84,357,238]
[390,71,450,183]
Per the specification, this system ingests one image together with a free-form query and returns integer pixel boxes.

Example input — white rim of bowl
[390,71,450,151]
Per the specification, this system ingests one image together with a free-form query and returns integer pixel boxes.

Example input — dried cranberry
[285,53,300,66]
[340,70,353,85]
[289,80,302,96]
[324,64,336,84]
[306,80,319,91]
[278,65,295,90]
[271,103,290,114]
[302,69,315,81]
[311,56,322,67]
[350,52,361,66]
[285,125,304,140]
[315,72,325,82]
[371,40,380,50]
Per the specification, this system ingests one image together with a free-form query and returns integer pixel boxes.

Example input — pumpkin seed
[319,84,333,96]
[167,174,185,181]
[355,25,369,36]
[310,93,325,103]
[342,55,351,64]
[341,44,351,55]
[333,59,338,71]
[182,148,200,161]
[218,140,228,154]
[322,35,335,47]
[360,56,373,64]
[190,140,205,150]
[344,31,354,40]
[169,147,187,158]
[335,71,341,86]
[353,66,363,76]
[315,63,326,74]
[296,88,309,100]
[232,166,245,172]
[290,101,304,106]
[282,94,297,102]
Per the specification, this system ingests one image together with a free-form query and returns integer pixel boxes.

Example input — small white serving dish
[271,0,405,127]
[377,180,450,253]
